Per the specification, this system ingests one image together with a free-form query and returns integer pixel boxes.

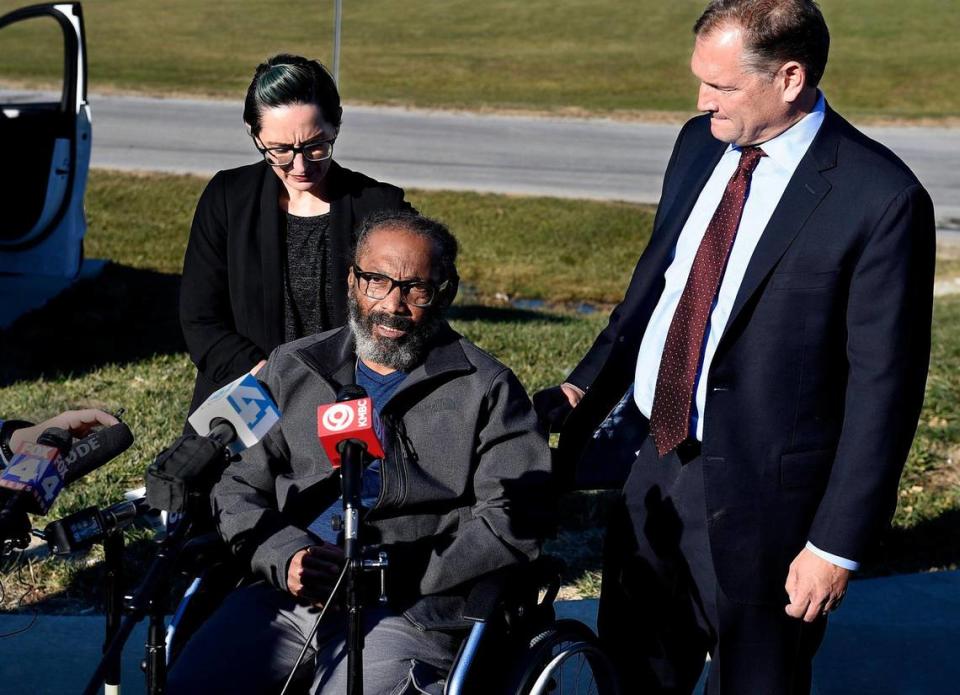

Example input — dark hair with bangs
[693,0,830,87]
[243,54,342,135]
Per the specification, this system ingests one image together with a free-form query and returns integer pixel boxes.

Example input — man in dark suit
[537,1,935,691]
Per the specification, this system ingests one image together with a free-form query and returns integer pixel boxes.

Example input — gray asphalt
[1,571,956,693]
[4,90,957,223]
[84,94,672,206]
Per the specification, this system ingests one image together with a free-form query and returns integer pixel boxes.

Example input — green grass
[936,243,960,285]
[82,172,656,304]
[1,169,958,611]
[0,1,957,119]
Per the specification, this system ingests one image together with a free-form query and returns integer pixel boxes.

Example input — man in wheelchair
[168,211,554,694]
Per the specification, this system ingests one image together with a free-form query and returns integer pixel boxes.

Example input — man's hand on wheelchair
[287,543,345,607]
[532,383,585,433]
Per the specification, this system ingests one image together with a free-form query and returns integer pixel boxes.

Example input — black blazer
[180,160,413,416]
[560,107,936,604]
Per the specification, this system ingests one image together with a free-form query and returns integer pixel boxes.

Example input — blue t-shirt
[308,361,407,544]
[356,359,406,416]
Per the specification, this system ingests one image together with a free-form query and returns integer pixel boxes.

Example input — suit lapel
[611,132,727,339]
[721,110,840,338]
[259,168,285,348]
[649,137,727,273]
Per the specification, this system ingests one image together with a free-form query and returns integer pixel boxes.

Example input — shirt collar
[728,91,826,171]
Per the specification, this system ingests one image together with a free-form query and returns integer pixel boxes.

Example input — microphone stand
[81,514,193,695]
[338,437,365,695]
[83,421,235,695]
[102,529,125,695]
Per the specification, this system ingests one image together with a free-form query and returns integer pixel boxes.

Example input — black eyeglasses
[351,265,449,307]
[253,135,336,166]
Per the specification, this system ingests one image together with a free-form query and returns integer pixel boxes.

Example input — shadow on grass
[7,496,959,614]
[863,509,960,576]
[544,490,617,590]
[0,263,185,387]
[448,304,570,324]
[3,535,192,616]
[547,491,960,592]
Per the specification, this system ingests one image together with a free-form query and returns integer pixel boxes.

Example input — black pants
[597,436,826,694]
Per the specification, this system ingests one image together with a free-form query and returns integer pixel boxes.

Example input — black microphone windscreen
[207,418,238,448]
[62,423,135,485]
[37,428,73,456]
[336,384,368,402]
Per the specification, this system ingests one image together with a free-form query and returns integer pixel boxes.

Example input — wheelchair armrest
[177,530,231,574]
[462,566,512,622]
[462,556,565,622]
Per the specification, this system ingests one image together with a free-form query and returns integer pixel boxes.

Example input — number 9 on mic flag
[316,398,385,467]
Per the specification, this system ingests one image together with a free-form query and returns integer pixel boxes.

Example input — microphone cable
[0,547,40,639]
[279,561,350,695]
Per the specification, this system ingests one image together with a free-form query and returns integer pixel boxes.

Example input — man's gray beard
[348,293,444,372]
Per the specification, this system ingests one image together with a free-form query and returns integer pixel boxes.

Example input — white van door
[0,2,90,278]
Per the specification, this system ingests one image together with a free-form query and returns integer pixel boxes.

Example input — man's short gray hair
[355,211,459,284]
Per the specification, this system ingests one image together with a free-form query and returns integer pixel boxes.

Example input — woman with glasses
[180,54,413,418]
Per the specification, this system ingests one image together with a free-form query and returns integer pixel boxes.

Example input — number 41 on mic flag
[188,372,281,450]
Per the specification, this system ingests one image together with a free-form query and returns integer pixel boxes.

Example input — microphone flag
[316,397,385,467]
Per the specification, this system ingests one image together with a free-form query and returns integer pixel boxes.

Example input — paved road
[4,90,957,223]
[83,93,675,205]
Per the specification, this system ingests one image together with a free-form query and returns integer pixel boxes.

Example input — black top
[283,212,331,342]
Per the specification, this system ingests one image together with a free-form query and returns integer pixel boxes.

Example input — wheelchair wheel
[508,619,619,695]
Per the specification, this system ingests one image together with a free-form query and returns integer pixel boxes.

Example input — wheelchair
[441,555,619,695]
[163,534,619,695]
[159,448,620,694]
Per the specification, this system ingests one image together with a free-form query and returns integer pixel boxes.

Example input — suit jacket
[560,107,936,604]
[180,160,413,417]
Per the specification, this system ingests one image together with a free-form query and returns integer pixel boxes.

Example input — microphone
[0,428,73,515]
[147,377,278,516]
[319,385,384,695]
[45,496,154,554]
[0,423,134,542]
[188,372,280,451]
[316,386,384,557]
[316,386,385,467]
[61,422,135,485]
[0,417,134,541]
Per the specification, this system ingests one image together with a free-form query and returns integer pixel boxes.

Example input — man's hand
[287,544,345,606]
[560,382,585,407]
[784,547,850,622]
[9,409,119,451]
[532,383,586,433]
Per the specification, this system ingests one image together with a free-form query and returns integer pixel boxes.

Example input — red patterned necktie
[649,146,766,457]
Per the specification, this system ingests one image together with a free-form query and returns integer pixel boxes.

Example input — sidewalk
[0,571,957,694]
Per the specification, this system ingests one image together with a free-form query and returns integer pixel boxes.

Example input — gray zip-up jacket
[212,324,553,613]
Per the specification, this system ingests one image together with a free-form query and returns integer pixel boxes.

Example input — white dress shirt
[631,94,857,571]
